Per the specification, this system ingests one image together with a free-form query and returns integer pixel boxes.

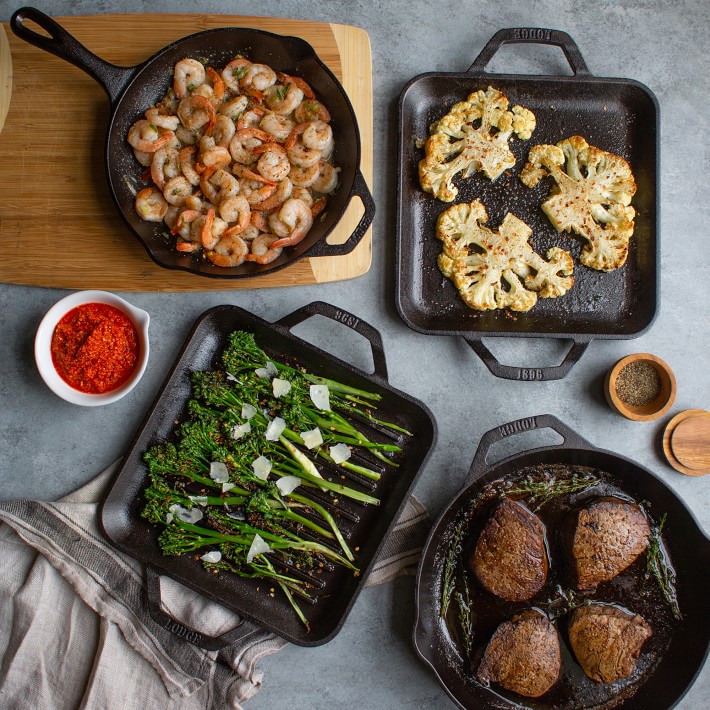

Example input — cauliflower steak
[419,87,536,202]
[436,200,574,312]
[520,136,637,271]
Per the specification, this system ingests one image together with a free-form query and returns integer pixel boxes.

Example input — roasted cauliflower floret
[419,87,536,202]
[520,136,637,271]
[436,200,574,312]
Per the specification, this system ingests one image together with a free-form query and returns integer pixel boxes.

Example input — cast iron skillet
[10,7,375,278]
[414,415,710,709]
[100,301,436,649]
[396,29,659,380]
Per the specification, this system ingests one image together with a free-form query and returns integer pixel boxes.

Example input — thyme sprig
[646,514,682,620]
[454,573,474,659]
[502,471,600,511]
[441,520,464,618]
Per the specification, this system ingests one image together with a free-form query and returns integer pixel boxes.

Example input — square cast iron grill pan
[100,301,436,647]
[396,29,659,380]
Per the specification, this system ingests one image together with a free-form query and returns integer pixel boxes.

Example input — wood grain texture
[0,25,10,134]
[0,14,373,291]
[670,416,710,470]
[662,410,710,477]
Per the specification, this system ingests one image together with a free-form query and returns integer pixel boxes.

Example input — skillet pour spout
[10,7,375,278]
[414,414,710,710]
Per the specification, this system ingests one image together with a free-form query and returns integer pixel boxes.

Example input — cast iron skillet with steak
[469,498,548,601]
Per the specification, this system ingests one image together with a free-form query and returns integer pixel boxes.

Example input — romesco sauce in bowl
[35,291,150,406]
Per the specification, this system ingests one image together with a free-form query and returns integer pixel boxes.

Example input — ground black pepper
[615,361,662,407]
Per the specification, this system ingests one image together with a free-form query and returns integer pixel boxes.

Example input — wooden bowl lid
[662,410,710,476]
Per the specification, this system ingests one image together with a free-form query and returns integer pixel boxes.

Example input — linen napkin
[0,461,429,710]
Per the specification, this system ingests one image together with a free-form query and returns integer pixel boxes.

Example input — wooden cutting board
[0,15,373,291]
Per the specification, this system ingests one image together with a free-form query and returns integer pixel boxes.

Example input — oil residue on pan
[438,465,678,710]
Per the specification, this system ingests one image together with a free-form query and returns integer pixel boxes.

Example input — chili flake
[51,303,140,394]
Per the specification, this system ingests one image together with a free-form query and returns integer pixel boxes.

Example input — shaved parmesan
[252,455,272,480]
[272,378,291,398]
[309,384,331,411]
[241,403,257,420]
[200,551,222,564]
[231,422,251,439]
[169,504,204,524]
[188,495,209,506]
[226,372,238,382]
[276,476,302,495]
[247,533,271,563]
[301,427,323,449]
[255,361,278,379]
[222,482,236,493]
[265,417,286,441]
[165,512,174,524]
[329,443,352,464]
[209,461,230,483]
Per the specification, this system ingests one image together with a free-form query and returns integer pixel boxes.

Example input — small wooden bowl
[604,353,677,421]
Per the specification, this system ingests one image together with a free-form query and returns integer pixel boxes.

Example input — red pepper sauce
[51,303,140,394]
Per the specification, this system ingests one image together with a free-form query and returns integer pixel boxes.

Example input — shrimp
[200,167,240,205]
[163,204,181,231]
[240,224,260,241]
[270,198,313,248]
[311,196,327,218]
[145,107,180,131]
[236,107,266,131]
[222,58,251,92]
[163,176,194,206]
[173,58,206,98]
[175,125,199,146]
[240,176,278,206]
[206,233,249,267]
[171,208,200,236]
[292,187,314,207]
[251,210,271,232]
[135,187,168,222]
[264,83,304,115]
[177,95,216,133]
[260,112,295,142]
[241,63,277,95]
[251,177,293,211]
[179,146,201,186]
[229,127,270,165]
[219,195,251,233]
[128,120,174,153]
[302,120,334,153]
[254,143,291,182]
[311,161,340,194]
[279,73,316,99]
[206,67,226,101]
[294,99,331,124]
[289,162,320,188]
[219,95,249,122]
[200,208,230,249]
[201,145,232,170]
[133,148,153,167]
[150,147,181,190]
[287,139,322,169]
[211,114,236,148]
[245,233,283,264]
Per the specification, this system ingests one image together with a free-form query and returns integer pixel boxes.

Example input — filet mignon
[568,604,652,683]
[470,498,548,601]
[571,498,650,590]
[477,609,561,698]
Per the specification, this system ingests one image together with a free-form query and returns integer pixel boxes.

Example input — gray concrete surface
[0,0,708,708]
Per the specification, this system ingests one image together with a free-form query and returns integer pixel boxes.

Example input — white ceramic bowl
[34,290,150,406]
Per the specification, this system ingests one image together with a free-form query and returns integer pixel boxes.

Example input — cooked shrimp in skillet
[173,58,206,98]
[129,55,340,267]
[206,233,249,267]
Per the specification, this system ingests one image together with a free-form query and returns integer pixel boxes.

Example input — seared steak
[571,498,650,589]
[477,609,561,697]
[470,498,548,601]
[568,604,652,683]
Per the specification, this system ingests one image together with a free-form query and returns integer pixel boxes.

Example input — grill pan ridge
[396,28,659,380]
[100,302,436,648]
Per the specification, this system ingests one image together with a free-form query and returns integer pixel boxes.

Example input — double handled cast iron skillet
[11,7,375,278]
[414,415,710,709]
[396,29,659,380]
[100,301,436,649]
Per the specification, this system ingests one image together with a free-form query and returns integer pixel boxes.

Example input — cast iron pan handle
[277,301,388,383]
[465,414,594,487]
[145,566,265,651]
[307,170,376,257]
[462,336,590,381]
[11,7,137,105]
[467,27,591,77]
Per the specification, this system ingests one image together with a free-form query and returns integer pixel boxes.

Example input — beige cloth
[0,461,429,709]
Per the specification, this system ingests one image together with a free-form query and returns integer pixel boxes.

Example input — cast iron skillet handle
[145,566,265,652]
[462,336,590,381]
[11,7,136,105]
[465,414,594,487]
[467,27,591,77]
[276,301,388,383]
[307,170,375,257]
